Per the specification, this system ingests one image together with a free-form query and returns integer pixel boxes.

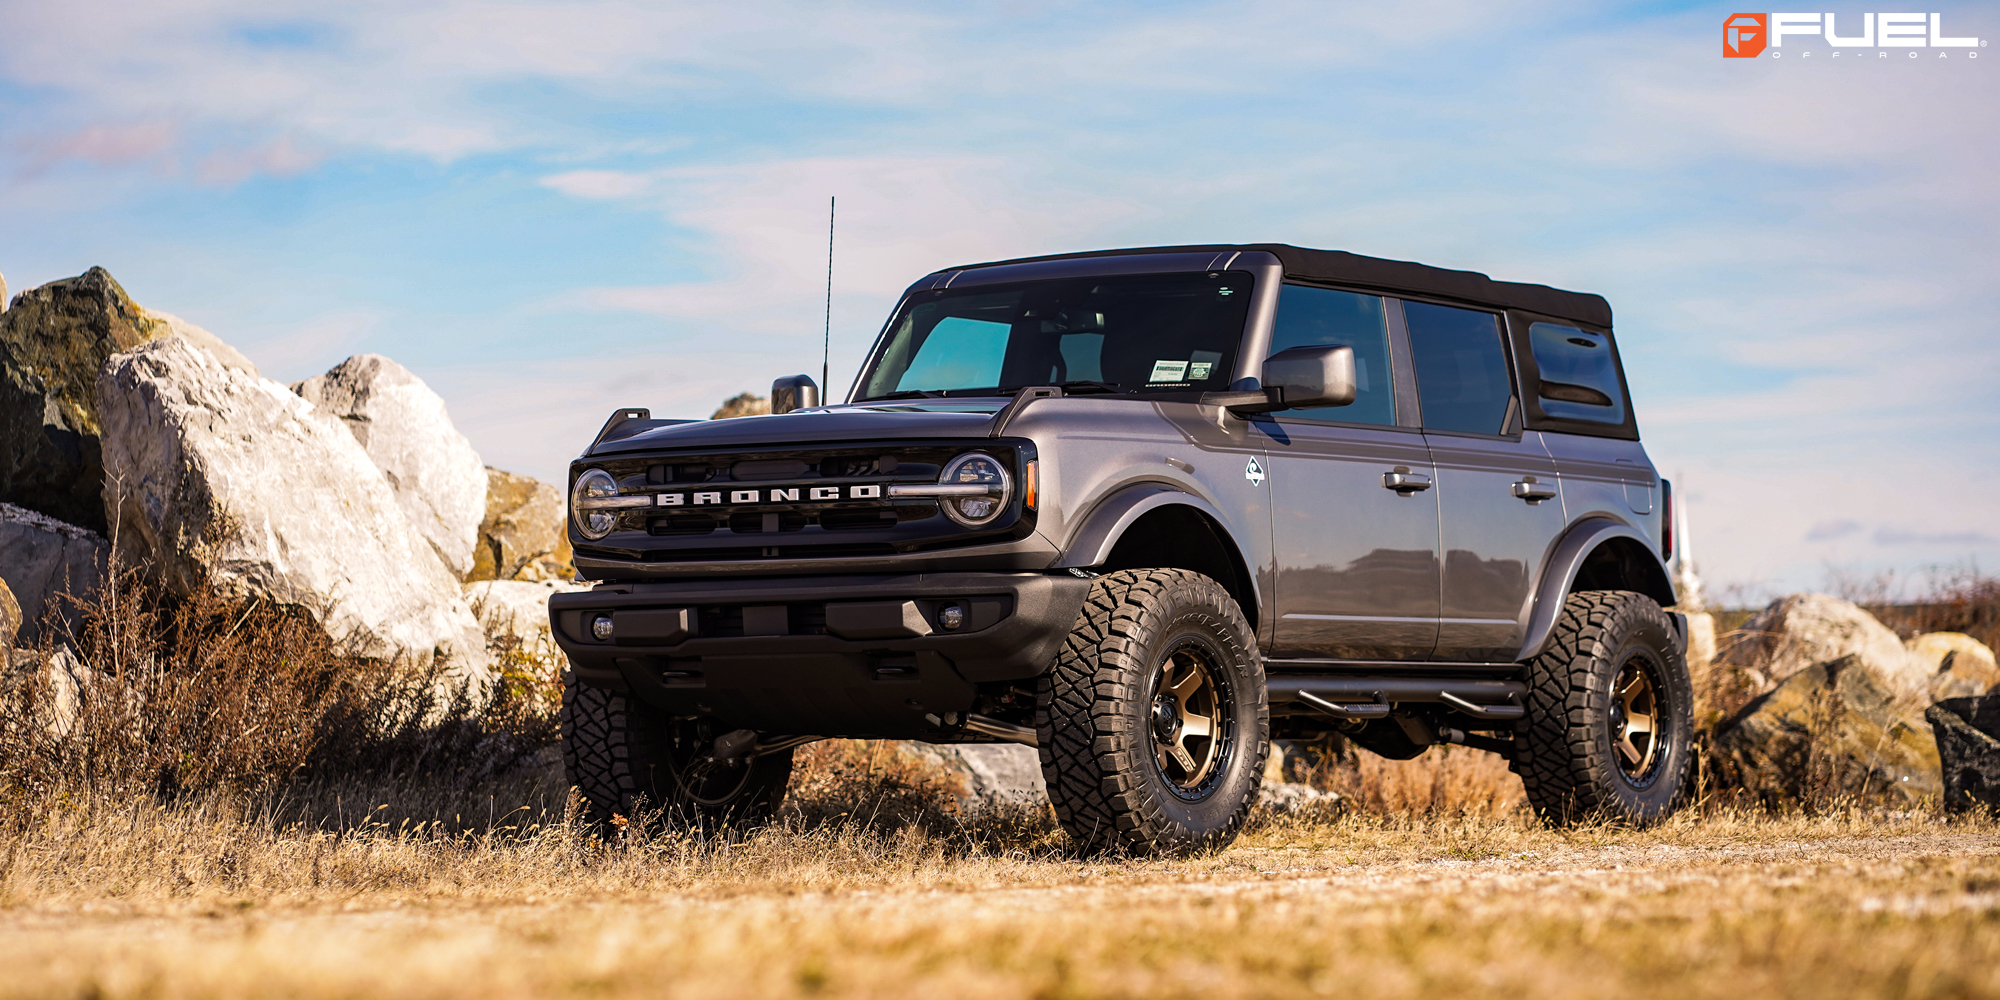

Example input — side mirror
[770,375,821,414]
[1262,345,1356,409]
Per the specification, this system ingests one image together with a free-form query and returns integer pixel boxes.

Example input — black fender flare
[1516,517,1679,662]
[1052,483,1261,609]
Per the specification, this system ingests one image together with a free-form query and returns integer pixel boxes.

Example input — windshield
[858,271,1254,400]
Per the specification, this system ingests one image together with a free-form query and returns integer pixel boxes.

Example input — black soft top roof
[948,243,1612,329]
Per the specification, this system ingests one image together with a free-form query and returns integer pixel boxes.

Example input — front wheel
[1036,569,1268,856]
[1514,590,1693,826]
[561,671,794,832]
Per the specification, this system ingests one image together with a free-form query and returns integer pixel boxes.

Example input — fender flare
[1052,483,1261,614]
[1516,517,1678,662]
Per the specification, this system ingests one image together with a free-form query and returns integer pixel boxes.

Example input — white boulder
[465,578,587,651]
[1907,632,2000,700]
[902,742,1047,808]
[1714,593,1931,701]
[95,336,487,670]
[293,354,486,579]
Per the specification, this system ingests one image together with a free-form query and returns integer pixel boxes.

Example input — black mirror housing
[770,375,821,414]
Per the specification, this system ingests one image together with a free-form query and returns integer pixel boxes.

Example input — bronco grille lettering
[654,484,892,507]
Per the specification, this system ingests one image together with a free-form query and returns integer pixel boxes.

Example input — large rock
[901,742,1047,808]
[0,502,107,643]
[95,336,487,669]
[711,393,769,419]
[465,578,587,651]
[1927,695,2000,814]
[0,268,253,533]
[1713,653,1940,805]
[293,355,486,579]
[468,467,572,582]
[1907,632,2000,700]
[1713,594,1930,701]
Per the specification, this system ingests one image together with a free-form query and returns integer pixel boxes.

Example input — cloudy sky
[2,1,1994,601]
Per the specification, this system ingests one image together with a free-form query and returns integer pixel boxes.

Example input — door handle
[1382,470,1432,493]
[1511,479,1558,503]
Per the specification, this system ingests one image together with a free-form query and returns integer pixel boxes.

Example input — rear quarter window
[1528,323,1626,425]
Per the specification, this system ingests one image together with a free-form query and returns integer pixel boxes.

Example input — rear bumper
[549,572,1090,737]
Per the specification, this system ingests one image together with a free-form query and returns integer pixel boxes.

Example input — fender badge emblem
[1244,456,1266,486]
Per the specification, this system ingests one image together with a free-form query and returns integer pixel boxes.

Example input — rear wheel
[1036,569,1268,856]
[1515,590,1692,826]
[561,671,794,831]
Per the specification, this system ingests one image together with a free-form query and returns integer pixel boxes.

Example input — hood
[590,399,1008,455]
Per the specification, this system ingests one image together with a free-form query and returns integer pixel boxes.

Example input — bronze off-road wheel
[1036,569,1269,856]
[561,671,794,832]
[1515,590,1693,826]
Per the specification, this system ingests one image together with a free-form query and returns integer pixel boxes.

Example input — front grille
[640,542,900,562]
[697,602,831,637]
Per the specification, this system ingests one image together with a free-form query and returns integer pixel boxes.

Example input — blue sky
[2,0,1995,601]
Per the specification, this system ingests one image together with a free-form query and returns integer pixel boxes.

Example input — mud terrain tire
[1515,590,1692,826]
[1036,568,1268,856]
[562,672,794,831]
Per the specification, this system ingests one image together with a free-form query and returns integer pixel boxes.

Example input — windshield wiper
[866,389,946,401]
[1051,380,1126,395]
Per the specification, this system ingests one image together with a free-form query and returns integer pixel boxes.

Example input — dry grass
[5,575,1998,997]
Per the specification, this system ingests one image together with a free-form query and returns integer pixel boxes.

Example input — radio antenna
[822,195,835,396]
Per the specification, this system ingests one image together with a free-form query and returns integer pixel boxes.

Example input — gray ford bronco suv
[551,244,1690,855]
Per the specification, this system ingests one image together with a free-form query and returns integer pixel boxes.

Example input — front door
[1403,300,1566,662]
[1263,284,1440,661]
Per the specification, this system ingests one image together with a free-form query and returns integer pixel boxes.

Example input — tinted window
[1528,323,1626,425]
[1267,285,1396,426]
[897,315,1009,391]
[1405,301,1512,435]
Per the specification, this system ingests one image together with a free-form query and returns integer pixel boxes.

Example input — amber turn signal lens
[1024,460,1038,510]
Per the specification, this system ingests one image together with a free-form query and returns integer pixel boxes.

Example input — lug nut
[591,615,615,641]
[939,604,965,630]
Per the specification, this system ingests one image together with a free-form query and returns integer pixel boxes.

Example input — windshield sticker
[1149,360,1189,382]
[1187,361,1214,381]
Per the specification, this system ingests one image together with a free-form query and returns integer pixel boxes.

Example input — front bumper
[549,572,1091,737]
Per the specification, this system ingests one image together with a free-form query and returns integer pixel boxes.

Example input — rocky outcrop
[1907,632,2000,700]
[95,336,487,670]
[0,268,165,531]
[465,578,586,650]
[712,393,769,419]
[0,502,107,643]
[1713,653,1940,805]
[0,268,253,533]
[1927,695,2000,814]
[293,355,485,579]
[1712,594,1931,702]
[468,468,572,582]
[901,743,1047,808]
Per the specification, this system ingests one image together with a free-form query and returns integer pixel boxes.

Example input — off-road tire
[1515,590,1693,826]
[561,671,794,832]
[1036,568,1268,856]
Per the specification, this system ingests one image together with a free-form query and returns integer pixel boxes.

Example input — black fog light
[591,615,615,641]
[939,604,965,630]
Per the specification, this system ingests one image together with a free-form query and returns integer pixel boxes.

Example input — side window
[1404,301,1512,435]
[1266,284,1396,426]
[1528,323,1626,425]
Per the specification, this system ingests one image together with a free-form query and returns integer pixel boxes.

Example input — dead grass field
[3,748,1996,1000]
[5,580,1998,998]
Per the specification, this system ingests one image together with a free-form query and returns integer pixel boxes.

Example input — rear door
[1402,300,1566,662]
[1263,284,1441,661]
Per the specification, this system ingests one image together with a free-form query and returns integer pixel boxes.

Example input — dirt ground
[4,804,1996,1000]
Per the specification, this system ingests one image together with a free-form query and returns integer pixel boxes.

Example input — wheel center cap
[1152,696,1179,740]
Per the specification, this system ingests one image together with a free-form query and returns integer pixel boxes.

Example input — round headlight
[938,452,1012,527]
[571,468,621,540]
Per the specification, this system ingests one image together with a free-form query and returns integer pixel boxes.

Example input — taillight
[1661,479,1674,560]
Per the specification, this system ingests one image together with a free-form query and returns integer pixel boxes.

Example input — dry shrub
[1871,572,2000,650]
[0,567,556,816]
[1291,742,1525,820]
[784,740,968,833]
